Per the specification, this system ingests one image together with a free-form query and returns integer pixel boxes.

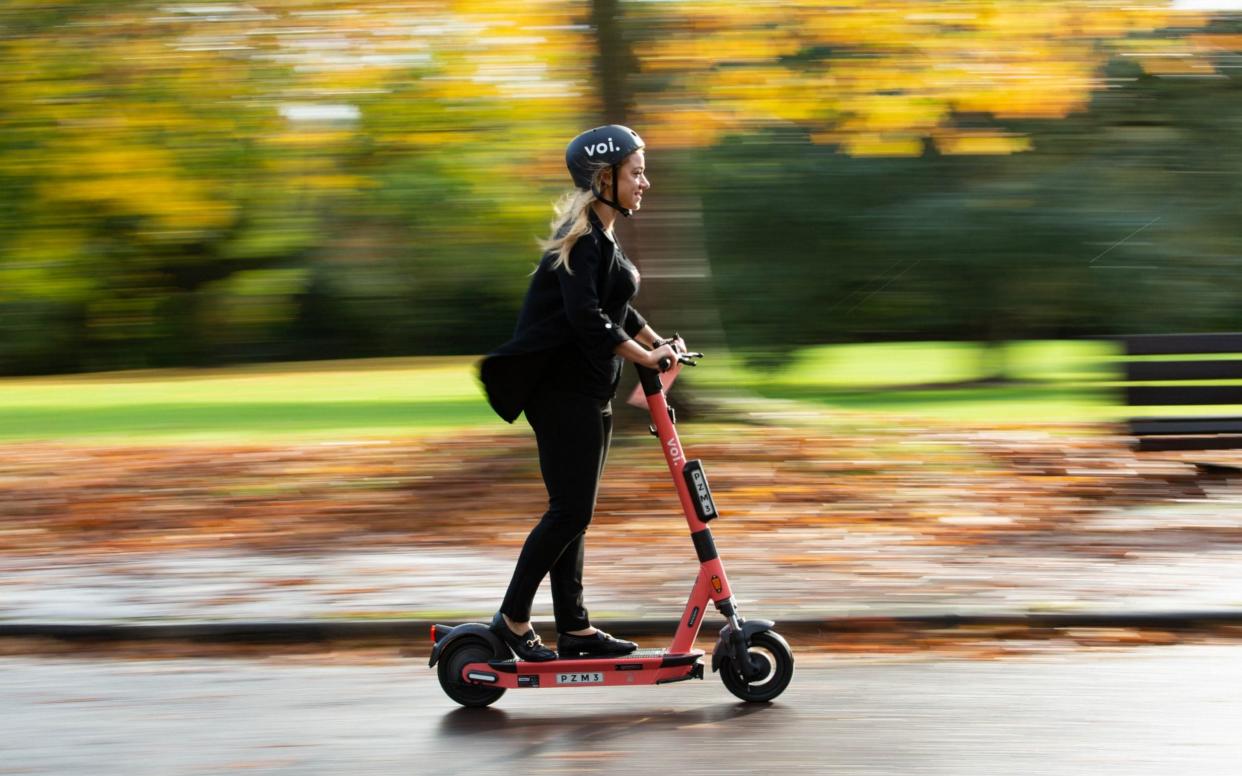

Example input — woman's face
[610,150,650,211]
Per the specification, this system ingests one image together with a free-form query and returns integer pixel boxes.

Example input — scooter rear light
[430,624,438,643]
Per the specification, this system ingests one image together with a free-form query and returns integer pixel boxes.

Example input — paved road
[3,645,1240,775]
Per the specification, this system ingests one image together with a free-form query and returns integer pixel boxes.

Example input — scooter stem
[635,364,713,537]
[635,363,740,656]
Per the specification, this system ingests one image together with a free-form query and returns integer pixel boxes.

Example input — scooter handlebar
[658,351,704,372]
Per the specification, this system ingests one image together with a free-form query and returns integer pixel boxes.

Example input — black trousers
[500,389,613,633]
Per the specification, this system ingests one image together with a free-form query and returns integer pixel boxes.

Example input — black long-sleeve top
[479,209,647,422]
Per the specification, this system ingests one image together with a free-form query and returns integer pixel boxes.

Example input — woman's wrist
[650,333,678,351]
[616,338,658,367]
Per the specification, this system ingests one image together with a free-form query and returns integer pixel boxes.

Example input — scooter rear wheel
[719,630,793,703]
[438,637,505,708]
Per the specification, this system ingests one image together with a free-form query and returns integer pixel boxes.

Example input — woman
[479,125,682,661]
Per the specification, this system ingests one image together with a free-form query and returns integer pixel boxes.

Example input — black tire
[437,637,506,708]
[719,630,794,703]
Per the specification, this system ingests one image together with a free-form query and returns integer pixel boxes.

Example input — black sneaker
[490,612,557,662]
[557,629,638,658]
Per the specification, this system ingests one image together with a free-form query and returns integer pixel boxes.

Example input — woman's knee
[541,505,593,534]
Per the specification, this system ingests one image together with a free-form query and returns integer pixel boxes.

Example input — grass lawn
[0,357,498,443]
[694,340,1127,424]
[0,341,1149,443]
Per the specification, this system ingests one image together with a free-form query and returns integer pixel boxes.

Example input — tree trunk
[591,1,733,421]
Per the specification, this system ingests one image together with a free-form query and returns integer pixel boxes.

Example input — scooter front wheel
[438,637,505,708]
[719,630,793,703]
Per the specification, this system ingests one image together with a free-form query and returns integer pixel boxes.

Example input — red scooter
[430,348,794,706]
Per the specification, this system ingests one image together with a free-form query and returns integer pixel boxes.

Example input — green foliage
[698,45,1242,367]
[0,1,583,374]
[2,5,1241,376]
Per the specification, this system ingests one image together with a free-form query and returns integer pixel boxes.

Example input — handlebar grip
[657,356,673,372]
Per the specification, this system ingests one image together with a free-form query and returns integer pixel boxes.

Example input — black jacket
[480,211,647,422]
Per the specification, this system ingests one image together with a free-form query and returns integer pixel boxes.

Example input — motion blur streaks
[2,3,1241,373]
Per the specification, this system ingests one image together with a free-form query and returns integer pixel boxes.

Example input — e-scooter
[429,349,794,706]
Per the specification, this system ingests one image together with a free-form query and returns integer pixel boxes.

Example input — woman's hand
[652,334,688,354]
[645,343,678,371]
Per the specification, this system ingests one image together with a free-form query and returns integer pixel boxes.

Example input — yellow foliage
[838,134,925,157]
[30,135,235,232]
[934,130,1032,156]
[1191,34,1242,53]
[0,0,1226,228]
[638,0,1215,155]
[393,131,478,148]
[634,108,726,150]
[264,131,358,148]
[1135,57,1218,77]
[838,95,945,133]
[641,31,801,72]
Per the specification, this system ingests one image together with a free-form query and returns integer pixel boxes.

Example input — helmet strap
[591,164,632,217]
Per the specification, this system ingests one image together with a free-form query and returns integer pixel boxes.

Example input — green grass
[0,357,500,443]
[696,339,1117,389]
[0,341,1149,443]
[751,384,1120,423]
[690,340,1125,424]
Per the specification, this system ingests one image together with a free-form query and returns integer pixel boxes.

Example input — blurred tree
[1,1,1240,377]
[0,0,592,372]
[629,0,1214,153]
[679,6,1242,372]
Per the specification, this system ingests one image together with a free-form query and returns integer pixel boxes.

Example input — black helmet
[565,124,645,217]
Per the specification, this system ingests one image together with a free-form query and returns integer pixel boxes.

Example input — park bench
[1119,333,1242,467]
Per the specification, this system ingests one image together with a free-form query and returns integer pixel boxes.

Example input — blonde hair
[537,164,611,274]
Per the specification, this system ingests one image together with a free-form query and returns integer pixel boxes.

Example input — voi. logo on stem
[666,437,683,465]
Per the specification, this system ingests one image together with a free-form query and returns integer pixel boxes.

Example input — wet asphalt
[3,644,1240,775]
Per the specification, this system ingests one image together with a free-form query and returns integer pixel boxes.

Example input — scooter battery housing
[682,459,718,522]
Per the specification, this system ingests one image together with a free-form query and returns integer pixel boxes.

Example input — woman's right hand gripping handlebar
[651,335,702,372]
[646,343,678,372]
[615,334,699,373]
[614,337,674,372]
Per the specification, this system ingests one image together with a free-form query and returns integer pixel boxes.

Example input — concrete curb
[3,612,1242,647]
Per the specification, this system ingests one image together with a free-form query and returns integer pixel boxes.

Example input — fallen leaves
[0,420,1234,561]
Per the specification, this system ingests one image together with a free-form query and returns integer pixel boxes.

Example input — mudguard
[427,623,507,667]
[710,618,776,673]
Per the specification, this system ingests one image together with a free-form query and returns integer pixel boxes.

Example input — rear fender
[427,623,506,667]
[710,618,776,673]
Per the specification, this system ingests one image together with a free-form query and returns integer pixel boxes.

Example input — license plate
[556,672,604,685]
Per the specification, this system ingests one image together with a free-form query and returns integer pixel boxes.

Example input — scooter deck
[489,648,700,668]
[469,649,705,689]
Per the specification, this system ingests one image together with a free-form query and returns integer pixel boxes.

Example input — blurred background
[2,0,1241,383]
[7,10,1242,767]
[8,6,1242,728]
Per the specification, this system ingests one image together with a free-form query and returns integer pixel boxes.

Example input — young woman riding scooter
[479,125,683,663]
